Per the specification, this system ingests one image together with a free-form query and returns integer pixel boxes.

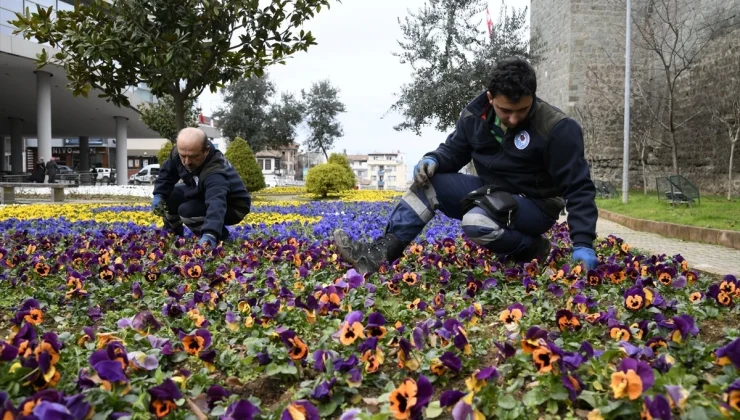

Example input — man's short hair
[487,57,537,102]
[200,131,208,152]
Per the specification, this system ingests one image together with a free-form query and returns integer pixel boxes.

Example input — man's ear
[486,91,494,105]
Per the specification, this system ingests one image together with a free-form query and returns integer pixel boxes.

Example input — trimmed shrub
[158,141,174,165]
[327,153,356,187]
[225,137,266,192]
[306,163,355,198]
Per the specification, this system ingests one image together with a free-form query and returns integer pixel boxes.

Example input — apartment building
[347,154,368,184]
[366,151,407,191]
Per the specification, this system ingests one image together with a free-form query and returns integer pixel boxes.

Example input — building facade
[347,154,369,185]
[366,151,407,191]
[296,151,326,181]
[0,0,159,182]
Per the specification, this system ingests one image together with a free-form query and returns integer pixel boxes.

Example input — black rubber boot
[333,229,407,274]
[511,236,551,264]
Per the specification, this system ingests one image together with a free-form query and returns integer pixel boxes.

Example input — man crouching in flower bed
[335,57,599,273]
[151,127,251,247]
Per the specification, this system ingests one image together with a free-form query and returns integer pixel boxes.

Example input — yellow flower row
[341,190,402,202]
[258,186,307,195]
[0,204,320,226]
[302,189,403,202]
[0,203,110,221]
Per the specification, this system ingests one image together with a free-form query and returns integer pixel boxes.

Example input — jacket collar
[466,91,539,128]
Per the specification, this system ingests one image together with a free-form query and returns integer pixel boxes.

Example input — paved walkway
[588,217,740,276]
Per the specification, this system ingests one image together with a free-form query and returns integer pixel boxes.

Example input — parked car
[129,164,160,184]
[57,165,74,174]
[93,167,116,184]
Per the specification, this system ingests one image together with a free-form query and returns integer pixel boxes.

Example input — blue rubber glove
[573,247,599,270]
[198,233,217,248]
[413,156,438,186]
[151,194,163,211]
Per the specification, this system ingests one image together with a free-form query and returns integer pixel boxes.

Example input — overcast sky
[197,0,530,179]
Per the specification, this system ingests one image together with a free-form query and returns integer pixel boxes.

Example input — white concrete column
[115,116,128,185]
[35,71,53,163]
[10,117,24,174]
[79,136,90,171]
[0,135,5,172]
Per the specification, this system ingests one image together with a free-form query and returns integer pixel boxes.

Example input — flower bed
[0,197,738,420]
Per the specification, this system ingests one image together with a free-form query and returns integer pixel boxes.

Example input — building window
[128,159,134,168]
[371,176,377,181]
[264,159,271,170]
[389,176,396,181]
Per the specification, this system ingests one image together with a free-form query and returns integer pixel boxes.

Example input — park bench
[0,183,75,204]
[664,190,693,205]
[656,175,700,207]
[58,172,97,185]
[594,180,619,199]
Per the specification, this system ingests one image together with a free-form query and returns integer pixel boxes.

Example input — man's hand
[413,156,438,186]
[573,247,599,270]
[151,194,163,211]
[198,233,217,248]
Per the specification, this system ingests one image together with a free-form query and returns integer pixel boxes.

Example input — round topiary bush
[327,153,356,188]
[306,163,355,198]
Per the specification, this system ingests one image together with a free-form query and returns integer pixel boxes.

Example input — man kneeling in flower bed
[151,128,251,247]
[335,57,599,273]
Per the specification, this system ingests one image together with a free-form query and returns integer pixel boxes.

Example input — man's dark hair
[487,57,537,102]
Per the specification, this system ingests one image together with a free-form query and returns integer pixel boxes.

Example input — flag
[486,7,493,37]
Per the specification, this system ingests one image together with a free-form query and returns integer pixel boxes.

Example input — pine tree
[302,80,346,159]
[225,137,266,192]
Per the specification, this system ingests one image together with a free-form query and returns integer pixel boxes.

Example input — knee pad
[462,209,504,245]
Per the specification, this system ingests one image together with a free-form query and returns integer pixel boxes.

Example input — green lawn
[597,191,740,231]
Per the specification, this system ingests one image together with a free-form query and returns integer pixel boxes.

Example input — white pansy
[14,185,153,198]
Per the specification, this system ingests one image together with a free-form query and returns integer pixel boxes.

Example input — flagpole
[622,0,631,204]
[486,5,492,37]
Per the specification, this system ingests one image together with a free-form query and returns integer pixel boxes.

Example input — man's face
[178,141,209,172]
[487,92,534,129]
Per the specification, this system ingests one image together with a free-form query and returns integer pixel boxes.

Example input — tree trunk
[729,136,737,200]
[321,146,328,161]
[640,159,647,195]
[670,139,679,175]
[666,69,679,175]
[173,95,186,139]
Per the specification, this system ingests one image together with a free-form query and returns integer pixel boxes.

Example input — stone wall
[532,0,740,196]
[530,0,572,110]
